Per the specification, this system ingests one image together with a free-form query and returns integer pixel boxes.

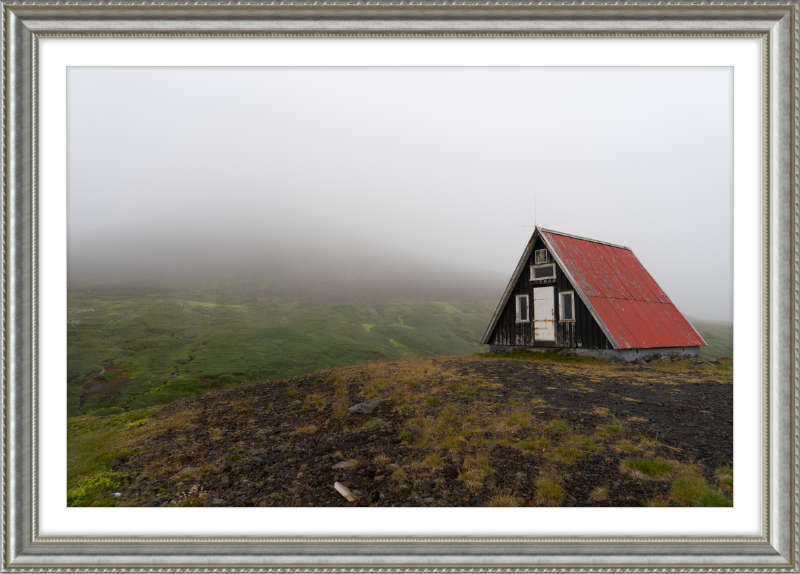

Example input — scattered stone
[404,425,423,437]
[108,459,120,469]
[107,355,731,509]
[174,466,197,477]
[334,481,360,502]
[348,398,382,415]
[117,454,128,462]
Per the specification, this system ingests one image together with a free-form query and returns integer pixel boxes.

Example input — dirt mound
[113,356,732,507]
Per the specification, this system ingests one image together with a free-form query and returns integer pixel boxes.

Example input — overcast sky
[67,66,733,322]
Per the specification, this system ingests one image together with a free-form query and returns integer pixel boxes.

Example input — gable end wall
[487,238,612,350]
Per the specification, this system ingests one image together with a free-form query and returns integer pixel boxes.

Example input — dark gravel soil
[115,355,732,508]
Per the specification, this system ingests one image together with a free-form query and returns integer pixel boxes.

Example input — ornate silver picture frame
[3,1,797,570]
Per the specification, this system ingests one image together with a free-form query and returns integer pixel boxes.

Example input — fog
[68,67,733,321]
[67,213,508,303]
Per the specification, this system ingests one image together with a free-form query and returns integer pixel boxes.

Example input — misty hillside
[67,216,509,417]
[68,215,507,304]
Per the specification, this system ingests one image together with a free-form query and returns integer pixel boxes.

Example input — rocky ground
[112,353,733,507]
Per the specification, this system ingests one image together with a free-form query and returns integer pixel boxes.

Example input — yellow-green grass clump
[67,471,122,507]
[458,454,493,492]
[622,457,675,479]
[670,467,730,507]
[588,486,609,501]
[521,437,551,454]
[304,393,327,410]
[291,425,318,436]
[545,419,570,434]
[716,466,733,490]
[489,494,520,507]
[423,453,444,469]
[535,472,565,506]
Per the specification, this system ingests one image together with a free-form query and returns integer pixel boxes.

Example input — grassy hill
[68,292,733,419]
[67,218,511,418]
[688,319,733,358]
[68,293,496,417]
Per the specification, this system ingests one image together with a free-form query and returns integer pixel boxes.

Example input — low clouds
[68,66,733,321]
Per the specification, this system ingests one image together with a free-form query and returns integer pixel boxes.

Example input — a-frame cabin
[481,228,706,359]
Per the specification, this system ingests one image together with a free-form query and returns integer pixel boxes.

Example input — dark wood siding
[487,256,533,346]
[488,237,612,349]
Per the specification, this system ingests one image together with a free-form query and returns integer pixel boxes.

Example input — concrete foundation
[488,345,701,362]
[489,345,550,354]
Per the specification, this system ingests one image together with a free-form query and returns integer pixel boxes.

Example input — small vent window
[534,249,549,264]
[515,294,529,323]
[560,291,575,322]
[531,263,556,280]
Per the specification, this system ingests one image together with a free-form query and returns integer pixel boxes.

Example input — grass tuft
[489,494,519,507]
[622,457,675,478]
[716,466,733,489]
[534,472,565,506]
[458,454,492,492]
[423,453,444,469]
[67,471,122,507]
[545,419,570,434]
[588,486,609,501]
[521,437,550,453]
[670,467,730,507]
[305,393,327,410]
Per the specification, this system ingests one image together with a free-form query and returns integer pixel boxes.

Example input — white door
[533,286,555,342]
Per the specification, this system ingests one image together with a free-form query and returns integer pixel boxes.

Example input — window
[530,263,556,281]
[535,249,550,264]
[515,294,530,323]
[560,291,575,322]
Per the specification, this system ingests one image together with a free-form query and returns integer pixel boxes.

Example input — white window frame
[530,263,556,281]
[559,290,576,322]
[534,249,549,264]
[515,294,530,323]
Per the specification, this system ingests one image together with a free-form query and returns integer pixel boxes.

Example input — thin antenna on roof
[524,198,538,230]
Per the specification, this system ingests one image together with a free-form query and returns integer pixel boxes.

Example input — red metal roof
[540,229,705,349]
